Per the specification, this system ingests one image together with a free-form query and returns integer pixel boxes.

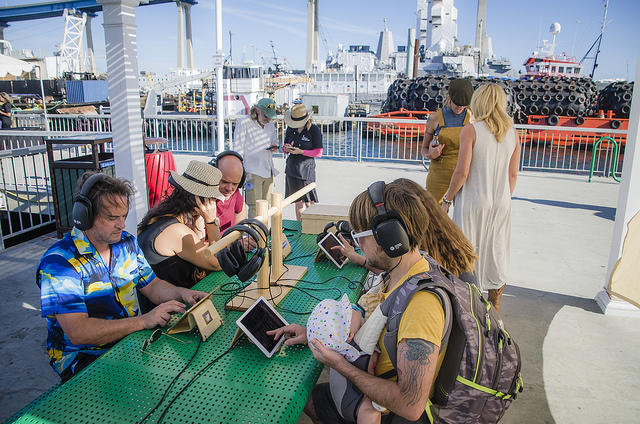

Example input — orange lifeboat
[367,109,432,140]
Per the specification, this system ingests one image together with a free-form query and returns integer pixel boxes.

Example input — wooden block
[301,204,350,234]
[226,265,308,311]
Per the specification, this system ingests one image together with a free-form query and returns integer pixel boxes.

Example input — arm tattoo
[398,339,435,407]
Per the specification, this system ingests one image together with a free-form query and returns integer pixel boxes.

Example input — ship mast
[581,0,609,78]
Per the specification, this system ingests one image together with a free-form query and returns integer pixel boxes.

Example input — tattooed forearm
[397,339,435,406]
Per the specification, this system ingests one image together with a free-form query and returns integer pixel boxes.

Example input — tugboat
[522,23,583,78]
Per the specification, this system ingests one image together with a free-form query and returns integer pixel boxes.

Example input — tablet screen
[237,298,287,353]
[319,233,347,267]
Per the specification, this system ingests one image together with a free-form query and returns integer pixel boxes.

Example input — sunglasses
[140,329,191,360]
[351,230,373,248]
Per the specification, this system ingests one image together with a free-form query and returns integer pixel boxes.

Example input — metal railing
[0,135,89,249]
[13,112,627,174]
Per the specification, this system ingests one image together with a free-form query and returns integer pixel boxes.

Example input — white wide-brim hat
[284,104,312,128]
[169,161,224,200]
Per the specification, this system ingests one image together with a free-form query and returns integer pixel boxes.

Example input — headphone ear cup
[337,220,351,234]
[217,240,246,277]
[236,247,265,282]
[72,194,93,231]
[370,212,410,258]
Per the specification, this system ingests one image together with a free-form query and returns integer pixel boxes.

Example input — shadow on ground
[512,197,616,221]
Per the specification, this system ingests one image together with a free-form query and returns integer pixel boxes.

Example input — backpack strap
[378,260,454,378]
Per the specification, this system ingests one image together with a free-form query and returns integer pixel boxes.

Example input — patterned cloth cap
[307,294,360,361]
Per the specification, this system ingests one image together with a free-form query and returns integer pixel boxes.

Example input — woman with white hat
[137,161,225,311]
[283,103,323,220]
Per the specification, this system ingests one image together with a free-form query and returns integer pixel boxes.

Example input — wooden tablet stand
[168,288,222,341]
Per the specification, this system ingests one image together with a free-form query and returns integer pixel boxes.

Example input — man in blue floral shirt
[37,172,208,382]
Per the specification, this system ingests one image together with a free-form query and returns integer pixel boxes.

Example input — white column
[184,4,194,70]
[98,0,148,234]
[596,49,640,317]
[85,15,97,75]
[177,2,184,69]
[215,0,224,154]
[306,0,315,72]
[406,28,415,77]
[0,24,7,55]
[313,0,319,65]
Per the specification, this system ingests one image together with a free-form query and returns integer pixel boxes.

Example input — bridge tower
[59,9,87,75]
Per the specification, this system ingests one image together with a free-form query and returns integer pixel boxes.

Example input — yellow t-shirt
[374,257,446,398]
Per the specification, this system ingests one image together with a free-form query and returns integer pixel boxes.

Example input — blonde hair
[470,83,513,142]
[0,92,11,103]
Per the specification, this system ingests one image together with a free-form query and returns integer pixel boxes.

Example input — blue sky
[3,0,638,80]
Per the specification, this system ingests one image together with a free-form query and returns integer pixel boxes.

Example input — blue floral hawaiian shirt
[37,227,156,375]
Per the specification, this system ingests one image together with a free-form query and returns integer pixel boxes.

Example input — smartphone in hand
[431,126,442,147]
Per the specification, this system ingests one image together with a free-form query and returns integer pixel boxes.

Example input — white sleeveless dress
[452,121,517,291]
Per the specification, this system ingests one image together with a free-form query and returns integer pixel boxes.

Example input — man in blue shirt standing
[37,172,208,382]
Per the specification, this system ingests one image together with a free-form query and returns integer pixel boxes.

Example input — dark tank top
[137,216,199,289]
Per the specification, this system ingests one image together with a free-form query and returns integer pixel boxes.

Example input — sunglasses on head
[140,329,190,360]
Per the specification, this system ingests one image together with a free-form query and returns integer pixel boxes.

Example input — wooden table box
[301,204,349,234]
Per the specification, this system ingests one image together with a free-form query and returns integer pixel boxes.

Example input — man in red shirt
[214,151,248,232]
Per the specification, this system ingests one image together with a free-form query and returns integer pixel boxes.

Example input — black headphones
[217,218,269,282]
[72,173,107,231]
[367,181,410,258]
[210,150,246,189]
[316,220,353,245]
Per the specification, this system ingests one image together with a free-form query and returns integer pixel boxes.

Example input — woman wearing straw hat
[137,161,225,311]
[283,104,323,220]
[0,92,13,129]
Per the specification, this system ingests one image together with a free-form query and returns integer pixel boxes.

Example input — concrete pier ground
[1,157,639,423]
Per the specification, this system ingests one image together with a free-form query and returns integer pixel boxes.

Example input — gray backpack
[379,255,523,423]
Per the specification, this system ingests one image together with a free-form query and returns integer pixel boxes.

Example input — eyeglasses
[140,329,190,360]
[351,230,373,248]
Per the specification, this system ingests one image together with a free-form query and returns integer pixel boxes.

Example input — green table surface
[8,221,367,424]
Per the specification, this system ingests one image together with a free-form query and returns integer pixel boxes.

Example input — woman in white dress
[441,83,521,312]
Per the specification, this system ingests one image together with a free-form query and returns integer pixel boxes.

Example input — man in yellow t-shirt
[269,180,445,423]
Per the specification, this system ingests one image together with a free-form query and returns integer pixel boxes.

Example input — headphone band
[78,172,107,198]
[238,218,268,243]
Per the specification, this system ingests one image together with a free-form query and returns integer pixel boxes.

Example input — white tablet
[318,232,349,269]
[235,297,289,358]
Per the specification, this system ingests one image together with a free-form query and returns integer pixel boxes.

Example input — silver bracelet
[443,195,454,205]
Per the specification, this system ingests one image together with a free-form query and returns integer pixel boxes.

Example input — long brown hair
[138,184,199,234]
[402,179,477,275]
[349,178,477,276]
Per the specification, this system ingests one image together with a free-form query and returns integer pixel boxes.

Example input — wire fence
[3,113,627,249]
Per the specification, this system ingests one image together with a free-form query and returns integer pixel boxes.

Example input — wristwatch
[206,217,220,226]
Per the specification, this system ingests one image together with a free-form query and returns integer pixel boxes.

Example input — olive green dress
[425,108,470,204]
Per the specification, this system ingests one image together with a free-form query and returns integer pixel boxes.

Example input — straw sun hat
[169,161,224,200]
[284,104,312,128]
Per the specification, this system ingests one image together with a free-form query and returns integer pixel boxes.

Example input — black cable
[155,338,240,423]
[138,336,203,424]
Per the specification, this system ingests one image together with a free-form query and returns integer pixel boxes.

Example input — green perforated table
[8,221,367,424]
